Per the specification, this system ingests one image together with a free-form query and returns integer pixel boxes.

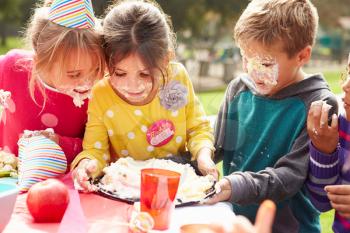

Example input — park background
[1,1,350,232]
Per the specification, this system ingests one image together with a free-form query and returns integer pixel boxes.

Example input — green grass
[0,37,24,55]
[198,71,341,233]
[324,71,342,95]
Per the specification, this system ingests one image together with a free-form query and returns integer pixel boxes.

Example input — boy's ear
[296,45,312,66]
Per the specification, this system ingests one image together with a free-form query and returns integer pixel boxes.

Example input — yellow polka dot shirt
[71,62,214,176]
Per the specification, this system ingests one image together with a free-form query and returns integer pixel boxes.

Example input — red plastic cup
[140,168,180,230]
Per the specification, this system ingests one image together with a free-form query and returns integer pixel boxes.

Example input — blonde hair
[103,0,176,86]
[234,0,319,57]
[25,5,105,104]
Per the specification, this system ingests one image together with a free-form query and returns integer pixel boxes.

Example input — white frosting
[37,77,92,108]
[99,157,215,204]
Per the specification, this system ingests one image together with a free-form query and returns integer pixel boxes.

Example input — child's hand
[325,185,350,219]
[342,78,350,121]
[197,148,219,180]
[205,178,232,204]
[72,159,98,192]
[307,100,338,154]
[207,200,275,233]
[230,200,275,233]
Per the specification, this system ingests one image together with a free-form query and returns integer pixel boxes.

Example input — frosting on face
[110,77,153,103]
[245,55,279,95]
[38,76,93,107]
[57,84,93,107]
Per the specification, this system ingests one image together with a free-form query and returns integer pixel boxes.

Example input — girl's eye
[262,63,274,68]
[68,73,81,79]
[140,73,150,78]
[115,72,126,77]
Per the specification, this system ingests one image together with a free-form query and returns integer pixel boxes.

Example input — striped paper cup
[18,135,67,192]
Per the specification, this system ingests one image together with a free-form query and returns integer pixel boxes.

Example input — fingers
[325,185,350,195]
[255,200,276,233]
[327,193,350,205]
[330,114,338,131]
[74,168,94,192]
[204,179,232,205]
[207,167,220,181]
[311,100,323,128]
[197,157,219,181]
[307,101,338,154]
[319,103,330,129]
[330,202,350,216]
[325,185,350,216]
[308,100,322,137]
[72,159,97,192]
[204,192,226,205]
[86,159,98,175]
[308,100,334,131]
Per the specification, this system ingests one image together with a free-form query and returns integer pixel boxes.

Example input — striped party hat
[48,0,95,29]
[18,135,67,192]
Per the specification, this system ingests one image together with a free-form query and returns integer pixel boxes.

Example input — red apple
[26,179,70,222]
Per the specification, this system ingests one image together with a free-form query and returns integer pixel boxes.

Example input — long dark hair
[102,0,176,85]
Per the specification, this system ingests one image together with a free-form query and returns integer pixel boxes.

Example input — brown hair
[234,0,319,57]
[25,5,106,104]
[102,0,176,85]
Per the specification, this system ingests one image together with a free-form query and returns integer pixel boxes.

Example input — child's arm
[306,100,341,212]
[179,64,217,177]
[71,90,110,179]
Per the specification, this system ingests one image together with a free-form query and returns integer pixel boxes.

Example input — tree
[0,0,22,45]
[313,0,350,30]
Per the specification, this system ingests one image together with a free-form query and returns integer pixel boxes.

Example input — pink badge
[146,120,175,147]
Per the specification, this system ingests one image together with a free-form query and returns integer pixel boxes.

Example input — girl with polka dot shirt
[72,0,218,191]
[0,1,105,165]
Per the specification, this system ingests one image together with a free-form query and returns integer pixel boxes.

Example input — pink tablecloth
[3,174,133,233]
[4,193,133,233]
[3,174,235,233]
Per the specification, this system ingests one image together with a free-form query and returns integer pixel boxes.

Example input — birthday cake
[97,157,215,204]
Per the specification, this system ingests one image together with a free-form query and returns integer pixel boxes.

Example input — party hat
[48,0,95,29]
[18,135,67,192]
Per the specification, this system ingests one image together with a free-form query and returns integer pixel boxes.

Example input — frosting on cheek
[111,78,153,101]
[246,56,279,94]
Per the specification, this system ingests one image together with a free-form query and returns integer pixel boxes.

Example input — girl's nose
[127,75,143,90]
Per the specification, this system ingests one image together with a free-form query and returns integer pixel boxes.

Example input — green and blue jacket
[214,74,338,233]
